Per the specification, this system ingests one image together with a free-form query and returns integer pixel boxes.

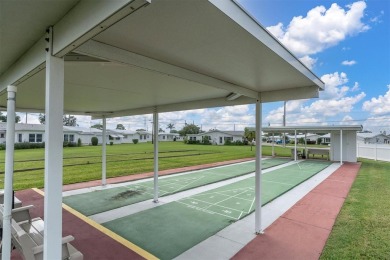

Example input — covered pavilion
[263,125,363,163]
[0,1,323,259]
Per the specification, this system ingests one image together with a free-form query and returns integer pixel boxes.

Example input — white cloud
[304,92,366,117]
[265,72,366,125]
[198,105,254,131]
[299,55,318,69]
[362,84,390,115]
[351,82,360,92]
[320,72,349,99]
[342,115,353,122]
[362,115,390,133]
[267,1,369,57]
[341,60,357,66]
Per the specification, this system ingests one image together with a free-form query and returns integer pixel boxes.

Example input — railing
[357,143,390,162]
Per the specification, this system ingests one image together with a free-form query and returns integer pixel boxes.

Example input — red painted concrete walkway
[232,162,361,260]
[13,189,145,260]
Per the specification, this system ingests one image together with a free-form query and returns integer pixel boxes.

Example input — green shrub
[77,138,82,147]
[132,139,139,144]
[224,139,232,145]
[67,142,77,147]
[187,140,200,144]
[202,136,211,145]
[14,142,45,149]
[110,141,113,145]
[234,140,243,145]
[91,137,98,146]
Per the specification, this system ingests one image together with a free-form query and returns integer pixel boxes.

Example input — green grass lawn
[0,142,303,190]
[321,158,390,259]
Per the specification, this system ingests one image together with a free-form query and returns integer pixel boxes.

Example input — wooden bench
[307,148,330,160]
[1,205,83,260]
[0,191,22,208]
[291,148,303,159]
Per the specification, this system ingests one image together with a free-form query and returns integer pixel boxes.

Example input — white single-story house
[1,124,181,145]
[63,126,103,145]
[0,123,105,145]
[319,133,331,145]
[286,133,322,143]
[187,130,244,145]
[357,132,390,144]
[158,132,182,141]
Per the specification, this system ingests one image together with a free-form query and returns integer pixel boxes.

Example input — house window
[224,137,233,141]
[36,134,43,143]
[64,134,69,142]
[69,134,74,142]
[29,134,35,142]
[18,134,22,143]
[0,133,4,138]
[163,136,166,140]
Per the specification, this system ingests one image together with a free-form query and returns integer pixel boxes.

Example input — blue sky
[23,0,390,133]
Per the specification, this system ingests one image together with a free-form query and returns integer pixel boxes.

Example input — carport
[0,1,324,259]
[263,125,363,163]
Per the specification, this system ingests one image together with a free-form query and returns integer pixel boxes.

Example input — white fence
[357,143,390,162]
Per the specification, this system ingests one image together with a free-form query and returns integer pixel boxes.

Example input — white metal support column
[1,85,17,260]
[102,116,107,186]
[304,133,307,158]
[294,129,297,161]
[153,109,159,202]
[44,26,64,260]
[272,133,275,157]
[340,130,343,165]
[255,98,263,234]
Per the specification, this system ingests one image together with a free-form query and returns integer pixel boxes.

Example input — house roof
[63,126,102,134]
[0,123,46,132]
[0,0,323,118]
[158,132,179,136]
[263,125,363,135]
[357,133,389,139]
[187,130,244,137]
[110,129,138,135]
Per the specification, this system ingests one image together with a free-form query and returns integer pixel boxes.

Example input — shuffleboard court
[63,158,290,216]
[103,161,331,260]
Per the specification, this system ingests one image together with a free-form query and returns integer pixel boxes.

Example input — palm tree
[166,123,175,133]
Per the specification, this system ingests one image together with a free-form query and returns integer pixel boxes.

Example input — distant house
[319,134,331,145]
[109,129,138,144]
[158,132,182,141]
[187,130,244,145]
[0,123,103,145]
[63,126,102,145]
[285,133,321,143]
[357,133,390,144]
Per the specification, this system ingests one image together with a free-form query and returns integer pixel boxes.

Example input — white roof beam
[0,0,149,92]
[261,86,319,102]
[91,96,255,119]
[74,40,259,99]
